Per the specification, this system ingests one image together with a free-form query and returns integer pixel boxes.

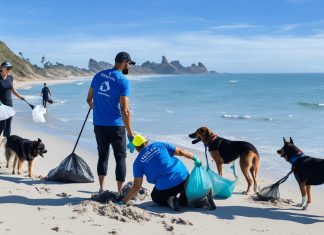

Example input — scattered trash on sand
[51,226,60,232]
[171,217,193,225]
[56,192,71,198]
[250,195,294,208]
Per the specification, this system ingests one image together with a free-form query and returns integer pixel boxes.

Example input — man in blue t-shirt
[118,134,216,211]
[86,51,135,194]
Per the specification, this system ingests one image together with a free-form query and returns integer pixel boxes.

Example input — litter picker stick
[23,99,36,109]
[72,108,91,154]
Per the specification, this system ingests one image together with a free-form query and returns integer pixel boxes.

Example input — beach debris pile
[73,200,194,230]
[120,181,149,201]
[91,190,118,204]
[91,182,149,204]
[74,200,151,222]
[250,195,294,208]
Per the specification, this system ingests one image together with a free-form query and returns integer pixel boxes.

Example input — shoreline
[1,76,323,234]
[0,119,323,234]
[15,73,174,90]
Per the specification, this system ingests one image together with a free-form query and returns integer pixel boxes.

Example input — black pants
[151,179,188,207]
[0,116,12,138]
[94,125,126,181]
[42,98,48,108]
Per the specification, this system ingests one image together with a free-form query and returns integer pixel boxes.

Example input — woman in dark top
[0,61,25,137]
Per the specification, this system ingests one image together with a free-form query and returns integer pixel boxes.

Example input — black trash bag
[46,109,94,183]
[46,153,94,183]
[256,170,293,201]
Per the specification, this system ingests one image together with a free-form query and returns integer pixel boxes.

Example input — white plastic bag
[0,102,15,121]
[32,105,46,123]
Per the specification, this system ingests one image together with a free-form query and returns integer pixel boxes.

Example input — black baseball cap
[1,61,12,69]
[115,51,136,65]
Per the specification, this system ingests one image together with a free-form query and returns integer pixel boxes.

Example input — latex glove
[193,155,202,167]
[115,200,125,205]
[127,136,135,153]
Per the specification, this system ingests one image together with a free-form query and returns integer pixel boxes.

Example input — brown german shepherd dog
[189,127,260,194]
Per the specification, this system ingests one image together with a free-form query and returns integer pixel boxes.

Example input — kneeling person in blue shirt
[119,134,216,211]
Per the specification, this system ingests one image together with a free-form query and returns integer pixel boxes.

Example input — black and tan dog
[2,135,47,177]
[277,137,324,210]
[189,127,260,194]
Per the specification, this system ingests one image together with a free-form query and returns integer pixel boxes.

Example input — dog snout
[191,138,201,144]
[277,150,281,154]
[189,132,197,138]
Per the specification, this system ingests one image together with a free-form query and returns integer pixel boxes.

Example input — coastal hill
[0,41,93,81]
[0,40,213,81]
[89,56,210,75]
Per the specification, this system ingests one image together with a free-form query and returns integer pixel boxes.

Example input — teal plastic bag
[185,165,212,203]
[207,167,237,199]
[204,147,237,199]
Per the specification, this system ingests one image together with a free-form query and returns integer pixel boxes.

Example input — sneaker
[193,191,216,210]
[167,196,180,211]
[205,191,216,210]
[98,188,104,194]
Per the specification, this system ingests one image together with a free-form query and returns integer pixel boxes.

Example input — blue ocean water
[13,74,324,179]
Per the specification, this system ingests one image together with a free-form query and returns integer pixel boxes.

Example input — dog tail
[0,137,7,146]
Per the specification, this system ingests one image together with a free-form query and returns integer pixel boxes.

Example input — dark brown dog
[189,127,260,194]
[277,137,324,210]
[2,135,47,177]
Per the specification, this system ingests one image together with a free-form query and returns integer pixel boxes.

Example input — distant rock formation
[88,58,113,73]
[89,56,211,75]
[0,40,215,81]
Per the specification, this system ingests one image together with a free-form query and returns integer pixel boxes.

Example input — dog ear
[289,137,294,145]
[205,129,210,140]
[283,137,287,143]
[38,138,42,142]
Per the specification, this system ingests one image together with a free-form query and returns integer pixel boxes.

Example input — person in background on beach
[0,61,25,138]
[87,51,135,194]
[118,134,216,211]
[41,83,52,108]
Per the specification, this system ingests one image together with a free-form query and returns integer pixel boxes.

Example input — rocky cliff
[1,40,213,81]
[89,56,210,75]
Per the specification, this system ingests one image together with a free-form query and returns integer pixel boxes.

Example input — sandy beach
[0,79,323,235]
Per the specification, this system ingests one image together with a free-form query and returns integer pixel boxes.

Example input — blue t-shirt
[90,68,130,126]
[133,142,189,190]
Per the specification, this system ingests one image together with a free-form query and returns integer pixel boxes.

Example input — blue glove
[127,136,135,153]
[115,200,125,205]
[193,155,202,167]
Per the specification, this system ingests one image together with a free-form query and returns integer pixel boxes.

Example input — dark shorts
[151,179,188,207]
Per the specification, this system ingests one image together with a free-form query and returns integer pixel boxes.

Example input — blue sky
[1,0,324,72]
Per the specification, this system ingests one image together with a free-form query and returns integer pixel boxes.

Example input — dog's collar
[208,135,218,143]
[207,135,223,150]
[289,152,305,165]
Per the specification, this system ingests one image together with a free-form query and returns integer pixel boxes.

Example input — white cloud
[276,24,299,33]
[209,23,258,30]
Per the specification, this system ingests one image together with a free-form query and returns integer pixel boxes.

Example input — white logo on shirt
[98,81,110,97]
[141,147,159,163]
